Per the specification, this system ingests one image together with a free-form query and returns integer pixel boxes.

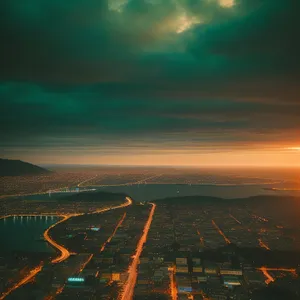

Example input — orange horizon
[3,147,300,168]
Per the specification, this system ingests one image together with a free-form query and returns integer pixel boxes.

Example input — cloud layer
[1,0,300,165]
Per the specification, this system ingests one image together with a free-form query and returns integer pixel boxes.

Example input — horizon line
[40,163,300,169]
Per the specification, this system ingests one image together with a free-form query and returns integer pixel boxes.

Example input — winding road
[44,214,79,264]
[0,196,133,299]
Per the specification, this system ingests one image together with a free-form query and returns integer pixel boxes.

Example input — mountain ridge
[0,158,50,176]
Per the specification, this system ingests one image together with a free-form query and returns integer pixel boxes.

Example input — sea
[0,215,59,253]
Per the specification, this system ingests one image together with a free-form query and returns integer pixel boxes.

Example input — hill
[0,158,50,176]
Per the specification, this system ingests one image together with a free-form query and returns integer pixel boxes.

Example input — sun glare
[219,0,235,8]
[285,147,300,151]
[176,14,201,34]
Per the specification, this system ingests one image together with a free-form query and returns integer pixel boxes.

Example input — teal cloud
[1,0,300,157]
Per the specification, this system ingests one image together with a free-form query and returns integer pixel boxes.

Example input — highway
[257,267,298,284]
[101,212,127,252]
[258,267,275,284]
[44,214,79,264]
[94,196,132,214]
[212,219,231,244]
[45,284,65,300]
[77,175,98,187]
[0,263,43,300]
[259,267,297,273]
[168,267,177,300]
[229,214,242,225]
[258,238,270,250]
[119,202,156,300]
[78,254,94,273]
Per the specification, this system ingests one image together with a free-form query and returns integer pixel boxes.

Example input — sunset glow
[285,147,300,151]
[6,147,300,167]
[1,0,300,168]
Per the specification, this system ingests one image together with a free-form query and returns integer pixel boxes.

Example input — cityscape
[1,0,300,299]
[1,168,300,299]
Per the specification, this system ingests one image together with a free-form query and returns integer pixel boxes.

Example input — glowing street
[119,202,156,300]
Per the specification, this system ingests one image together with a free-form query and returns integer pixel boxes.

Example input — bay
[0,216,59,253]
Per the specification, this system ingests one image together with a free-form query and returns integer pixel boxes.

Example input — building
[220,268,243,276]
[223,276,241,288]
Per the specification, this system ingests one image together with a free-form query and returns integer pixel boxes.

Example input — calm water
[21,183,300,203]
[98,183,299,202]
[0,216,59,253]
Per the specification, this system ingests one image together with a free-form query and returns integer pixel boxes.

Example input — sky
[1,0,300,167]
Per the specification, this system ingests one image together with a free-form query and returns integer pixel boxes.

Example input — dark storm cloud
[1,82,300,152]
[1,0,299,83]
[187,0,300,80]
[1,0,300,156]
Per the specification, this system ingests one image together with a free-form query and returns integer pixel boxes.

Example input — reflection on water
[0,216,59,253]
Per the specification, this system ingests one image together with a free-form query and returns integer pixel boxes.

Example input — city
[1,0,300,299]
[1,169,300,299]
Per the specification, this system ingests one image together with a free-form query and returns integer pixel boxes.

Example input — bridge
[0,213,77,220]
